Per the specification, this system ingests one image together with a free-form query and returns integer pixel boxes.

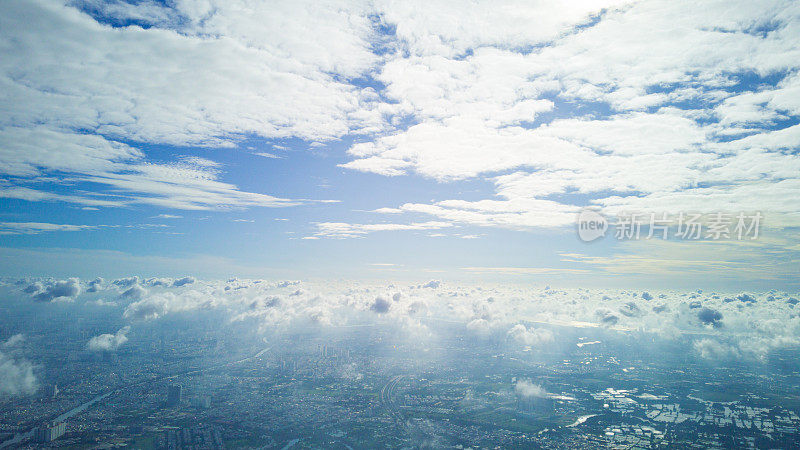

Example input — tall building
[35,422,66,442]
[192,395,212,409]
[44,384,59,399]
[166,384,182,407]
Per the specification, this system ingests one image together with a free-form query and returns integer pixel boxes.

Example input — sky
[1,0,799,289]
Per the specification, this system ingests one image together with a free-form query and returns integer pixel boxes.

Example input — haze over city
[1,0,800,448]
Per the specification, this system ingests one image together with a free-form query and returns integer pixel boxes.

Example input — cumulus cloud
[694,338,740,361]
[250,296,282,310]
[370,296,391,314]
[697,307,723,327]
[123,290,220,321]
[407,300,428,316]
[12,275,800,366]
[466,318,491,336]
[147,278,172,287]
[87,326,130,352]
[514,379,547,399]
[0,350,38,396]
[86,277,104,293]
[120,284,148,300]
[594,308,620,327]
[619,301,644,317]
[113,277,140,288]
[172,276,195,287]
[22,282,42,294]
[32,278,81,302]
[506,324,554,347]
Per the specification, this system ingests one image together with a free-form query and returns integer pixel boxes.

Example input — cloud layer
[6,276,799,367]
[87,326,130,352]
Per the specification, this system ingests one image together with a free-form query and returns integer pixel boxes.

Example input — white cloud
[0,350,38,396]
[254,152,284,159]
[123,290,222,321]
[87,326,130,352]
[29,278,81,302]
[370,296,391,314]
[120,284,148,300]
[396,198,579,229]
[3,0,800,251]
[0,222,98,235]
[0,127,302,210]
[172,276,196,287]
[463,267,589,275]
[1,0,384,145]
[339,0,800,234]
[0,0,386,211]
[507,324,554,347]
[514,379,547,398]
[153,214,182,219]
[311,221,453,238]
[466,318,491,336]
[8,276,800,365]
[374,0,629,58]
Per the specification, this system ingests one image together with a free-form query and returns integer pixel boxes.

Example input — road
[379,375,405,426]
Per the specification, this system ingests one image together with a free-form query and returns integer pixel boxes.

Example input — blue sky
[1,0,799,288]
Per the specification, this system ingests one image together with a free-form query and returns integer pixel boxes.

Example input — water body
[0,392,109,449]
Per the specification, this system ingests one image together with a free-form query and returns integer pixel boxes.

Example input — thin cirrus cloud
[254,152,284,159]
[0,222,98,235]
[0,127,302,210]
[152,214,183,219]
[310,221,454,239]
[0,222,172,236]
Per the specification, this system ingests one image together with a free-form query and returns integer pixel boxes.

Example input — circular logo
[577,209,607,242]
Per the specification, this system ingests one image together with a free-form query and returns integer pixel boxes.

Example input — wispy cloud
[254,152,284,159]
[0,222,98,235]
[310,221,453,239]
[462,267,590,275]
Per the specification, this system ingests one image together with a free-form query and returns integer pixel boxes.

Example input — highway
[379,375,405,427]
